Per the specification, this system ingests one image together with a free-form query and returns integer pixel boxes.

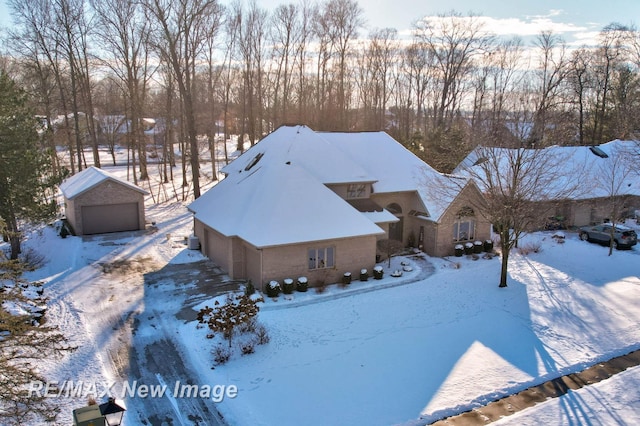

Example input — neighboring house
[453,140,640,228]
[99,115,157,146]
[188,125,490,287]
[59,166,149,235]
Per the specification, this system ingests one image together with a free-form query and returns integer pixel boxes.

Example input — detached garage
[59,166,148,235]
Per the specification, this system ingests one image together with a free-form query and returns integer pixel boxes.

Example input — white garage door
[81,203,140,235]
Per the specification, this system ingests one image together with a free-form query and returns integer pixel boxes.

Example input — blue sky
[0,0,638,46]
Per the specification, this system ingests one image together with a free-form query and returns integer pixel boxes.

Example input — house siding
[526,195,640,229]
[194,219,378,288]
[194,221,232,274]
[433,184,492,257]
[259,235,378,288]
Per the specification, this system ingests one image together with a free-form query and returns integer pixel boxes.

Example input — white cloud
[411,12,606,49]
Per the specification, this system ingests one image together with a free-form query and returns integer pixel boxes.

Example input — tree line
[2,0,640,198]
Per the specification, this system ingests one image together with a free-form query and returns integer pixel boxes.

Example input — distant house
[59,166,149,235]
[188,125,490,287]
[453,140,640,228]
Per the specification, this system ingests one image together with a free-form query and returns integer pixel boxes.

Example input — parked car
[578,223,637,249]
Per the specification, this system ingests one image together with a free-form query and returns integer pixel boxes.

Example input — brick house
[454,140,640,229]
[188,125,490,287]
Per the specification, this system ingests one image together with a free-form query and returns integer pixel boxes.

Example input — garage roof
[59,166,149,199]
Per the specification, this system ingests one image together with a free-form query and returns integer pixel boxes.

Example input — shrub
[518,242,542,255]
[237,318,257,334]
[255,323,270,345]
[315,281,327,293]
[464,242,474,255]
[296,277,308,292]
[373,266,383,280]
[282,278,294,294]
[241,341,255,355]
[213,345,231,365]
[266,280,281,297]
[244,280,255,296]
[359,269,368,281]
[342,272,352,285]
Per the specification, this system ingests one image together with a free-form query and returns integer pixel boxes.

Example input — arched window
[386,203,403,215]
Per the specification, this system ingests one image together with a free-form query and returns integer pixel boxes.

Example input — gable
[60,166,148,200]
[320,131,470,221]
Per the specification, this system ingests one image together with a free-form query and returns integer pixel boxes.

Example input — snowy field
[3,156,640,425]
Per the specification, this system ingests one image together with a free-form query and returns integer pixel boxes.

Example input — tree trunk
[7,213,21,260]
[499,230,509,287]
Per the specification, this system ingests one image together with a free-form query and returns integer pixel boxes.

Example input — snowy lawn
[3,156,639,425]
[178,230,640,425]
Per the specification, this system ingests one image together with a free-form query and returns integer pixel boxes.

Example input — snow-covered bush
[266,280,281,297]
[198,293,269,365]
[360,269,368,281]
[296,277,308,292]
[373,265,384,280]
[282,278,294,294]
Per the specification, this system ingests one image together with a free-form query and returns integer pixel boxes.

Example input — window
[589,146,609,158]
[453,219,476,242]
[308,247,335,270]
[346,184,366,198]
[244,152,264,171]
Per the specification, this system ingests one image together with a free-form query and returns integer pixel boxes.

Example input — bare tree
[414,12,494,131]
[317,0,364,129]
[529,31,569,146]
[52,0,97,170]
[470,37,524,147]
[91,0,155,181]
[457,144,579,287]
[593,143,637,255]
[568,48,591,144]
[8,0,79,173]
[143,0,223,199]
[355,28,398,130]
[269,3,299,126]
[235,1,268,145]
[589,25,626,144]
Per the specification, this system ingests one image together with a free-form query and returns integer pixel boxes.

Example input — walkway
[430,348,640,425]
[259,254,436,311]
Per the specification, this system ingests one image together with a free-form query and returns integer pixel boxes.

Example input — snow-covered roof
[319,131,471,221]
[59,166,149,199]
[454,140,640,200]
[189,161,384,248]
[221,125,376,185]
[190,125,473,247]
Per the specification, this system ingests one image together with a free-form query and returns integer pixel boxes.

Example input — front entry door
[389,216,404,242]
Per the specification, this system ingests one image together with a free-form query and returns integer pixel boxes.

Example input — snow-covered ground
[3,155,640,425]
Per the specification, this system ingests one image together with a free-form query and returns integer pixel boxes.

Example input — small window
[589,146,609,158]
[244,152,264,171]
[308,247,335,270]
[346,184,366,198]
